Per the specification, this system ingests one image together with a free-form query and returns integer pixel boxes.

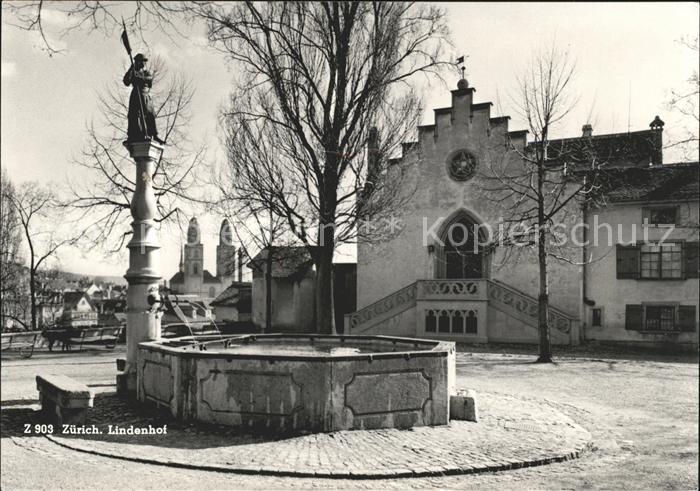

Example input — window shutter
[617,245,640,279]
[683,242,699,278]
[625,304,643,330]
[678,305,696,332]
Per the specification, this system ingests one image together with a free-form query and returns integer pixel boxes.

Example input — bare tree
[9,183,81,331]
[5,1,451,334]
[665,35,699,161]
[65,56,206,254]
[2,1,183,56]
[481,46,602,363]
[0,174,28,330]
[210,1,450,333]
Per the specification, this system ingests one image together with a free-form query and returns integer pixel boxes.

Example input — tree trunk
[265,249,272,333]
[29,266,37,331]
[536,230,552,363]
[314,243,335,335]
[536,140,553,363]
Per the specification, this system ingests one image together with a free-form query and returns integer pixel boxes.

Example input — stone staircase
[345,281,419,333]
[345,279,578,344]
[485,279,575,335]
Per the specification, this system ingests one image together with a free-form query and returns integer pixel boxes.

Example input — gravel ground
[1,345,697,489]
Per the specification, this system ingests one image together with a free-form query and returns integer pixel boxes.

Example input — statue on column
[120,22,163,144]
[122,53,163,144]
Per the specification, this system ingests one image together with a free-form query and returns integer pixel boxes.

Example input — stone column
[117,140,164,396]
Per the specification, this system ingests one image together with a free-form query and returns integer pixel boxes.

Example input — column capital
[123,140,164,160]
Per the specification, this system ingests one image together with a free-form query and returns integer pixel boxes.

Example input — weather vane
[456,54,468,80]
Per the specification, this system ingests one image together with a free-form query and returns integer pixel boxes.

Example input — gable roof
[210,282,252,313]
[248,246,315,278]
[62,291,96,311]
[170,271,184,284]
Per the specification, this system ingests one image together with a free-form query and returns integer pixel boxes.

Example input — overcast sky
[2,2,698,278]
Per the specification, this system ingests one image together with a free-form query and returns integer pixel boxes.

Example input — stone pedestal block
[116,371,135,397]
[36,374,94,426]
[450,389,478,422]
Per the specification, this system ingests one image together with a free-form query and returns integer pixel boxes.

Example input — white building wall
[585,201,699,345]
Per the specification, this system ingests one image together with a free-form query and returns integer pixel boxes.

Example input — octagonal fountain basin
[137,334,456,433]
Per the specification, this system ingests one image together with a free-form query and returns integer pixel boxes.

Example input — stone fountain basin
[137,334,456,433]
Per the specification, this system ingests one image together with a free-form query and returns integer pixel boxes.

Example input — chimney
[581,124,593,138]
[237,249,243,282]
[649,115,665,165]
[649,115,665,131]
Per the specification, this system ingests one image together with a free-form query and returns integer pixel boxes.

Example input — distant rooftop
[531,127,664,168]
[603,161,700,203]
[210,282,252,313]
[248,246,316,278]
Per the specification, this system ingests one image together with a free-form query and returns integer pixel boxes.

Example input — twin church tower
[168,218,243,299]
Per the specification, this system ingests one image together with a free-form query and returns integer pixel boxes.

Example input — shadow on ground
[1,393,326,449]
[456,341,699,364]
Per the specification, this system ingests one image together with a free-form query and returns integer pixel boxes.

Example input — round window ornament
[448,150,477,181]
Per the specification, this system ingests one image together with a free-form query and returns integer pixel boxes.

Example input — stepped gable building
[348,77,698,349]
[169,218,238,299]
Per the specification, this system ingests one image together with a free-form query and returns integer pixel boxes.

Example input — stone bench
[450,389,478,422]
[36,374,94,426]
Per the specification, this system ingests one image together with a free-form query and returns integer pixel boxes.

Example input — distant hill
[34,269,128,288]
[89,274,128,285]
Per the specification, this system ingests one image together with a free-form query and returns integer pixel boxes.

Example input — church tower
[216,219,236,288]
[184,217,204,294]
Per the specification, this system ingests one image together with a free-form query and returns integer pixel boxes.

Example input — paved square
[1,346,697,489]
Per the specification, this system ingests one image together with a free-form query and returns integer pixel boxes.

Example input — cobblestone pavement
[1,347,697,489]
[23,390,589,478]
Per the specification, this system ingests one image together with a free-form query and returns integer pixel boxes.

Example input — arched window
[208,286,216,298]
[435,213,486,279]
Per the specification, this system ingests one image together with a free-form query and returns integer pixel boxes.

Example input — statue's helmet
[134,53,148,62]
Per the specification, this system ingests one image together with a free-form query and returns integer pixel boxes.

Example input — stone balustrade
[346,278,576,338]
[345,282,418,331]
[346,280,487,333]
[417,280,486,300]
[486,280,573,334]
